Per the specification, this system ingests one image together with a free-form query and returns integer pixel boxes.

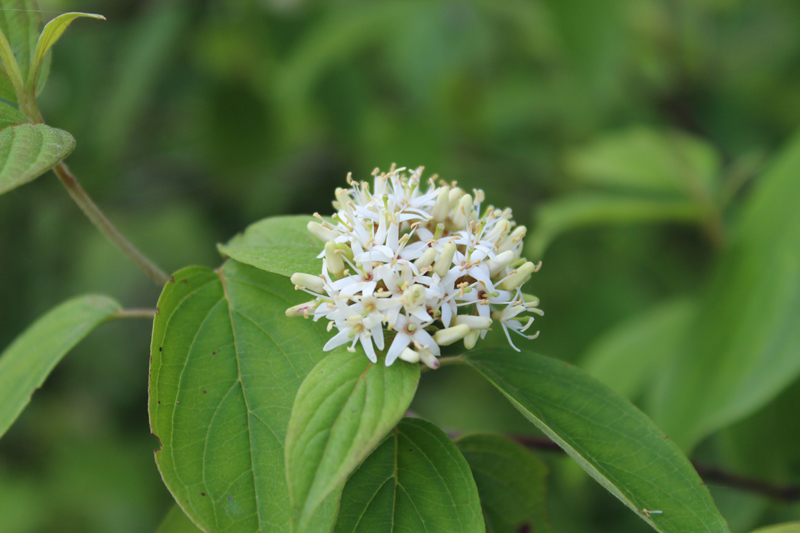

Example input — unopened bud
[325,241,345,278]
[454,315,493,330]
[452,194,473,228]
[486,250,515,278]
[463,330,479,350]
[433,242,457,278]
[499,261,536,291]
[485,219,510,242]
[285,300,319,318]
[414,247,438,270]
[433,324,471,346]
[498,225,527,253]
[419,349,440,369]
[448,187,465,210]
[398,347,420,364]
[431,185,451,224]
[523,293,540,307]
[307,221,338,243]
[291,272,325,293]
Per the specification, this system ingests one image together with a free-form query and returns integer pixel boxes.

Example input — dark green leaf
[564,126,720,196]
[456,434,551,533]
[0,123,75,195]
[650,130,800,450]
[528,194,702,258]
[218,215,323,277]
[286,350,420,532]
[27,12,106,95]
[0,295,120,438]
[461,348,730,533]
[0,100,29,129]
[149,261,339,533]
[155,505,202,533]
[581,298,695,399]
[333,418,484,533]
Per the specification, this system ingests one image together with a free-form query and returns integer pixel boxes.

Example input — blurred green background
[1,0,800,531]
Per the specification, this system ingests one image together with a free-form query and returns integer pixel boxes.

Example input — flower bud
[291,272,325,293]
[414,247,438,270]
[433,242,457,278]
[498,225,526,253]
[307,221,338,243]
[454,315,493,330]
[463,330,479,350]
[499,261,536,291]
[452,194,473,228]
[398,347,420,364]
[325,241,345,279]
[486,250,514,278]
[430,185,451,224]
[448,187,465,210]
[419,348,440,369]
[285,300,319,318]
[433,324,471,346]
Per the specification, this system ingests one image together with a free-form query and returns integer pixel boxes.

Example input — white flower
[287,164,543,368]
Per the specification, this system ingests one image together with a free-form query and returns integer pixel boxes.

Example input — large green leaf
[460,348,730,533]
[0,100,28,129]
[149,261,340,533]
[564,126,721,196]
[0,0,42,100]
[156,505,202,533]
[218,215,323,277]
[650,130,800,450]
[456,434,551,533]
[527,194,702,258]
[26,12,105,95]
[0,295,120,438]
[333,418,484,533]
[286,350,419,532]
[581,298,696,400]
[0,123,75,195]
[749,523,800,533]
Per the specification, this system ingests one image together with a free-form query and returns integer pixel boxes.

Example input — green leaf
[749,523,800,533]
[0,100,29,129]
[286,350,420,532]
[649,130,800,450]
[564,126,721,196]
[218,215,323,277]
[460,348,730,533]
[456,434,551,533]
[26,12,106,95]
[0,123,75,195]
[581,298,695,399]
[527,193,702,258]
[0,295,120,438]
[155,505,202,533]
[149,261,340,533]
[333,417,484,533]
[0,0,42,101]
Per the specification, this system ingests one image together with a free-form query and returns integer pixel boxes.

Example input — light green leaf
[456,434,551,533]
[218,215,323,277]
[333,418,484,533]
[0,295,121,438]
[749,523,800,533]
[528,194,702,258]
[0,0,42,101]
[650,130,800,450]
[149,261,339,533]
[581,298,696,399]
[155,505,202,533]
[286,350,420,532]
[26,12,106,95]
[460,348,730,533]
[0,123,75,195]
[564,126,721,196]
[0,100,28,128]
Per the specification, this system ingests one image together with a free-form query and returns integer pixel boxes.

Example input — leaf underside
[0,123,75,196]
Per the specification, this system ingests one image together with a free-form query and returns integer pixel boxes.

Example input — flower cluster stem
[53,162,170,286]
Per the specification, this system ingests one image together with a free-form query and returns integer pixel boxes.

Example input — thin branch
[52,162,170,286]
[112,308,158,320]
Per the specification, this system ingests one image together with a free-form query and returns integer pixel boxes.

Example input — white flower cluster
[286,165,543,369]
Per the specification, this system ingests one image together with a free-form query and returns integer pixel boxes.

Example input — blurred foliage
[2,0,800,531]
